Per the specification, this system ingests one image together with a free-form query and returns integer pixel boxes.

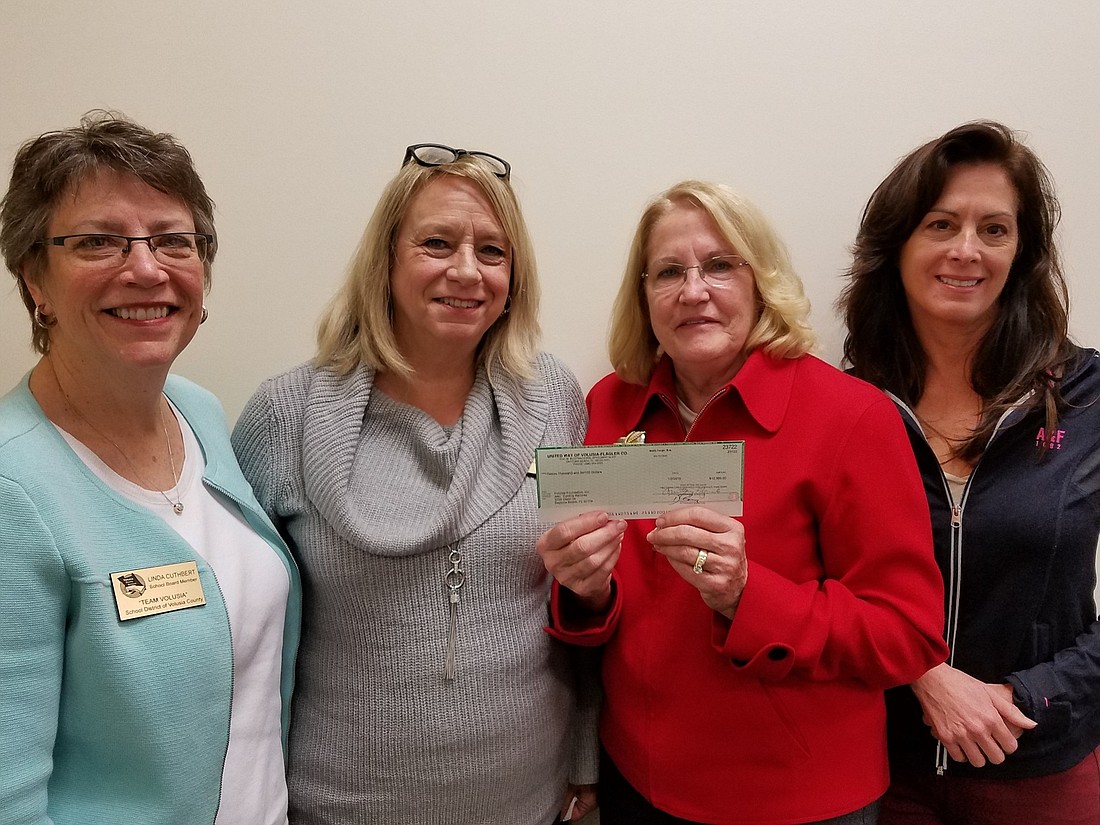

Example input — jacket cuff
[711,561,799,679]
[1007,665,1072,730]
[545,574,621,647]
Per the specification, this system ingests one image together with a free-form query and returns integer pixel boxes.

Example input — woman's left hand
[911,662,1036,767]
[647,505,748,619]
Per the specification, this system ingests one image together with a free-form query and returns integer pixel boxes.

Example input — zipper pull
[950,504,962,528]
[444,549,465,681]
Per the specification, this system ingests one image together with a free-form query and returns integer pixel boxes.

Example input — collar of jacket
[625,349,799,435]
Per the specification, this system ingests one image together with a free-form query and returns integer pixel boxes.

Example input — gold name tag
[111,561,207,621]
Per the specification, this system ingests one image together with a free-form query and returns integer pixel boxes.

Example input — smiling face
[24,169,205,382]
[389,175,511,365]
[644,203,759,401]
[899,162,1019,338]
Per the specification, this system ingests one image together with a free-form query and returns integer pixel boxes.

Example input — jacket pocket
[748,680,813,766]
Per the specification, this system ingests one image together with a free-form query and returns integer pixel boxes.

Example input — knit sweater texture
[232,352,596,825]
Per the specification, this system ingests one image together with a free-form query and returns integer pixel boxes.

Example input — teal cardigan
[0,374,301,825]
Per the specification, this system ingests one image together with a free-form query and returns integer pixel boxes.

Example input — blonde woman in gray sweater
[233,145,597,825]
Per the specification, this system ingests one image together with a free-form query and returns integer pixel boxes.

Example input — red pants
[881,747,1100,825]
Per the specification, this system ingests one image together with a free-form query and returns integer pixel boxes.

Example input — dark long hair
[838,121,1073,460]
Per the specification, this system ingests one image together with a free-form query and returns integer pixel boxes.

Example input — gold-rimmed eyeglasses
[642,254,751,294]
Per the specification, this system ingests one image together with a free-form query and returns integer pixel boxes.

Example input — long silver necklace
[55,374,185,514]
[443,547,465,681]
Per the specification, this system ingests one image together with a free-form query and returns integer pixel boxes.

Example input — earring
[33,304,56,329]
[502,296,512,316]
[200,306,209,324]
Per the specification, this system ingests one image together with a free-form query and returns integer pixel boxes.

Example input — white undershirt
[58,406,289,825]
[944,470,970,507]
[676,395,699,431]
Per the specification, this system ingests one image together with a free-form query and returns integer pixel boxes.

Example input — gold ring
[692,549,708,575]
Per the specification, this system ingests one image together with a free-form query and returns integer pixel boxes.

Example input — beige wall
[3,1,1098,594]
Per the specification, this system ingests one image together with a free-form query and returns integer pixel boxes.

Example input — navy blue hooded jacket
[886,346,1100,779]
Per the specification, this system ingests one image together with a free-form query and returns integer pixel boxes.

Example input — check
[535,441,744,521]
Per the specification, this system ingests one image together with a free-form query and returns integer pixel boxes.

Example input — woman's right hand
[537,511,626,612]
[911,662,1037,767]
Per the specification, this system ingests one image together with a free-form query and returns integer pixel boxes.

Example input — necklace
[53,372,184,514]
[443,547,465,681]
[160,407,184,514]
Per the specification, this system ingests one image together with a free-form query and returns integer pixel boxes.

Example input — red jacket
[548,351,948,824]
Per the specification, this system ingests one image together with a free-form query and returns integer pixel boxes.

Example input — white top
[676,395,700,431]
[943,469,970,508]
[59,405,290,825]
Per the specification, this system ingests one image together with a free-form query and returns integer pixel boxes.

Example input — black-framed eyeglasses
[642,254,752,294]
[35,232,215,267]
[403,143,511,180]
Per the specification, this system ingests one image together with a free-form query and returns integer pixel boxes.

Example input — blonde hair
[316,155,540,379]
[608,180,815,385]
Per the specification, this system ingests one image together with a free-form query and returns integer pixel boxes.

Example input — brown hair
[838,121,1072,460]
[0,110,216,354]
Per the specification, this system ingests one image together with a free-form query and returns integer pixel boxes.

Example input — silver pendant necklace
[54,373,184,514]
[160,409,185,514]
[443,547,465,680]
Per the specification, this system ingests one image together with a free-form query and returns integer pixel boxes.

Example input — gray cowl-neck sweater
[233,352,597,825]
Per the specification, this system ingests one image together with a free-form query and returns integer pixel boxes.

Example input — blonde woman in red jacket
[538,180,948,825]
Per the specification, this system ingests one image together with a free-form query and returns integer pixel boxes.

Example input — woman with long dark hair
[840,121,1100,824]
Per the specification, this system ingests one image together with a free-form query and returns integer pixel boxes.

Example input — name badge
[110,561,207,621]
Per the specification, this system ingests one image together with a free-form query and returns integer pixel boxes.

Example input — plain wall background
[3,3,1098,593]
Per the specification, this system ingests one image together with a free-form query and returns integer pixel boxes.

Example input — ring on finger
[692,549,708,575]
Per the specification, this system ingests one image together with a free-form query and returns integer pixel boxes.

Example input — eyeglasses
[35,232,214,267]
[642,254,751,294]
[403,143,511,180]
